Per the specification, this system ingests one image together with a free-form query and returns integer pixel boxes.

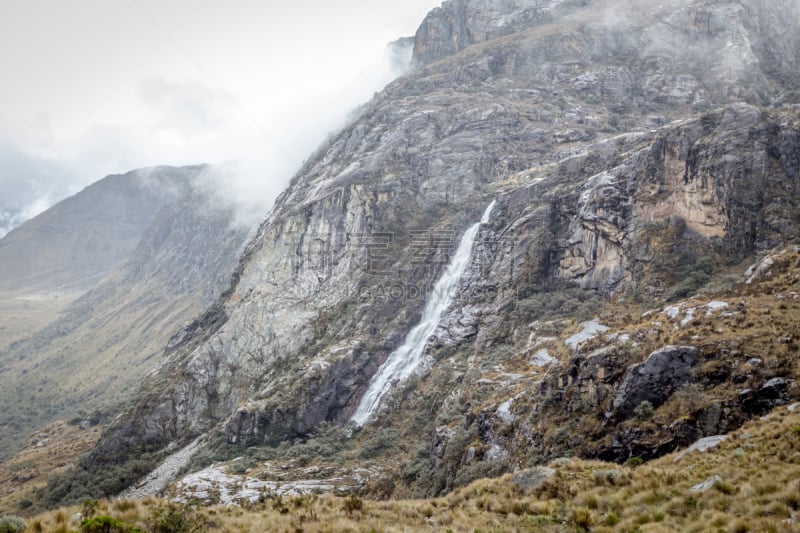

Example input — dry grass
[0,293,72,352]
[17,403,800,532]
[0,420,101,515]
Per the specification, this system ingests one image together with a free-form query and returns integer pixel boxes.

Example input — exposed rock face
[612,346,698,418]
[412,0,570,66]
[85,0,800,497]
[510,466,556,492]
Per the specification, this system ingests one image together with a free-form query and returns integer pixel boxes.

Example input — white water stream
[351,200,496,426]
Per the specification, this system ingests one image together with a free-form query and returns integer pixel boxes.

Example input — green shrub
[512,287,604,324]
[147,502,206,533]
[0,516,27,533]
[633,400,654,420]
[452,460,508,489]
[625,457,644,468]
[37,453,160,508]
[82,499,100,519]
[358,428,400,459]
[602,512,621,526]
[342,494,364,516]
[80,515,142,533]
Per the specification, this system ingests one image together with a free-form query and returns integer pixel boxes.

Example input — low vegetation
[9,403,799,531]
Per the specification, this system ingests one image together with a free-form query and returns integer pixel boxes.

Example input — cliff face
[411,0,572,66]
[86,0,800,496]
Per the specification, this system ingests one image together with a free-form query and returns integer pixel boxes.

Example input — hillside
[18,401,800,531]
[0,169,249,465]
[39,0,797,508]
[0,166,200,296]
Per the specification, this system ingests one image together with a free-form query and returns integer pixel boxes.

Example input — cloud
[0,37,417,239]
[139,77,230,133]
[0,136,77,237]
[0,1,437,236]
[192,38,418,231]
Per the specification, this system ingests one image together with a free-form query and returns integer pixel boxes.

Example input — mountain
[0,206,23,240]
[38,0,800,507]
[0,167,202,354]
[0,167,250,469]
[0,166,203,296]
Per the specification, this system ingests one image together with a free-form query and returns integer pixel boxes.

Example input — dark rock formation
[611,346,698,418]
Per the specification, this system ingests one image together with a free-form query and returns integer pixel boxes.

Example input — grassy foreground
[11,402,800,532]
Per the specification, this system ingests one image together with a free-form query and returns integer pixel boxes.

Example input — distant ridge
[0,165,205,296]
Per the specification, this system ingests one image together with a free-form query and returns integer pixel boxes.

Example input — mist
[0,1,438,235]
[194,38,417,230]
[0,137,78,238]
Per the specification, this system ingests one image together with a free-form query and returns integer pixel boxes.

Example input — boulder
[612,346,698,418]
[690,475,724,493]
[510,467,556,492]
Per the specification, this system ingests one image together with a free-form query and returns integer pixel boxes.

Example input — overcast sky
[0,0,441,234]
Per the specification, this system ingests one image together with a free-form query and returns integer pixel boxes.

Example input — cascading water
[351,200,496,426]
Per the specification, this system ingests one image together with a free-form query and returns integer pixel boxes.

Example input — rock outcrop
[611,346,698,418]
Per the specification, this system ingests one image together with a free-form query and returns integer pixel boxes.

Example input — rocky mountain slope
[0,168,249,464]
[48,0,800,505]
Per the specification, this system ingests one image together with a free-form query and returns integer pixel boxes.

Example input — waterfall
[351,200,496,426]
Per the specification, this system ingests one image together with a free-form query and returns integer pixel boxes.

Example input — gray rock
[593,469,622,483]
[430,426,455,468]
[674,435,728,462]
[510,466,556,491]
[412,0,571,66]
[612,346,698,418]
[690,475,724,493]
[760,377,791,399]
[87,0,800,491]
